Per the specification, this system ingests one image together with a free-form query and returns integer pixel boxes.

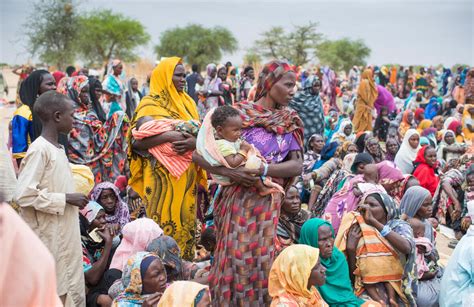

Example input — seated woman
[112,252,167,307]
[400,186,443,306]
[300,219,367,306]
[437,130,467,163]
[91,182,131,230]
[364,137,385,163]
[336,191,417,306]
[330,118,355,144]
[394,129,420,175]
[146,236,199,282]
[276,186,311,252]
[268,245,328,306]
[80,201,119,307]
[413,146,440,197]
[157,281,210,306]
[303,134,324,174]
[384,138,400,162]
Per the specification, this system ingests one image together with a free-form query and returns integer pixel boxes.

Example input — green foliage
[316,38,371,73]
[243,47,262,66]
[25,0,79,70]
[78,10,150,66]
[255,22,323,67]
[155,24,238,69]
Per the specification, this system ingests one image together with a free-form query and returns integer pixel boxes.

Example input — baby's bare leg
[365,284,384,305]
[384,283,399,307]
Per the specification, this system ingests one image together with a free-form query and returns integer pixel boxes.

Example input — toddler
[408,218,437,280]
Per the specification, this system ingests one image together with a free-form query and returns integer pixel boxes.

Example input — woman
[364,136,384,163]
[193,60,303,305]
[200,63,222,117]
[330,118,355,143]
[89,77,107,122]
[417,119,432,134]
[336,191,417,306]
[424,97,441,120]
[109,218,164,272]
[276,186,311,252]
[268,245,328,307]
[462,104,474,142]
[400,186,442,306]
[125,77,143,119]
[239,66,255,101]
[385,138,399,162]
[112,252,167,307]
[290,75,325,141]
[437,130,466,162]
[102,60,126,118]
[353,69,378,133]
[12,70,58,165]
[80,201,118,307]
[398,110,416,138]
[394,129,420,174]
[373,84,396,115]
[60,76,130,183]
[303,134,324,174]
[91,182,131,229]
[414,107,425,126]
[448,119,465,143]
[146,236,198,282]
[300,219,366,306]
[412,146,440,196]
[128,57,204,260]
[158,281,210,306]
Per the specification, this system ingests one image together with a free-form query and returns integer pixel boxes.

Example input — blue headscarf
[424,97,441,120]
[312,141,339,170]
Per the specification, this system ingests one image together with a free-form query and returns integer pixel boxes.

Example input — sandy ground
[0,67,454,265]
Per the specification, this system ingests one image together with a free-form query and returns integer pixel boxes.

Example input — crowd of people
[1,58,474,307]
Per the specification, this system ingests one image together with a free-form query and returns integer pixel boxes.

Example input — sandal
[448,239,458,249]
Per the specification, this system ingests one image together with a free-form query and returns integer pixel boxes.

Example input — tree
[25,0,79,69]
[254,22,323,67]
[243,47,262,66]
[316,38,371,73]
[155,24,238,69]
[78,10,150,67]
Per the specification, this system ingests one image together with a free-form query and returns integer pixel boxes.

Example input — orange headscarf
[353,69,378,133]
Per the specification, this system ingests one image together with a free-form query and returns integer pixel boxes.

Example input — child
[132,116,200,178]
[196,106,283,196]
[408,218,438,280]
[374,106,390,142]
[15,91,89,306]
[352,164,385,197]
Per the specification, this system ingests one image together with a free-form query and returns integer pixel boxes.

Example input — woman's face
[364,196,387,224]
[172,64,186,92]
[456,125,463,135]
[195,289,211,307]
[209,67,217,79]
[347,144,358,155]
[39,73,57,94]
[99,189,117,215]
[318,225,334,260]
[142,258,168,294]
[407,112,414,123]
[217,67,227,82]
[311,80,321,96]
[113,64,123,76]
[344,124,353,136]
[386,140,399,155]
[310,135,324,153]
[79,85,90,105]
[247,69,255,80]
[89,210,107,231]
[467,174,474,188]
[281,187,301,216]
[434,119,444,130]
[94,87,103,100]
[308,259,327,288]
[416,195,433,219]
[424,147,437,167]
[408,134,420,149]
[367,140,379,154]
[268,71,296,107]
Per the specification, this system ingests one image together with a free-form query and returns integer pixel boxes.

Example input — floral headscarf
[91,182,130,228]
[254,60,293,102]
[113,252,162,306]
[146,236,183,281]
[59,76,89,105]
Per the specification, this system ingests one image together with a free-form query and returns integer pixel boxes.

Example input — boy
[15,91,88,306]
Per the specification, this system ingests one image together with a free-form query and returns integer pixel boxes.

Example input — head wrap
[146,236,183,280]
[88,77,107,122]
[80,201,104,223]
[140,255,159,281]
[254,60,293,101]
[157,281,209,307]
[91,182,130,227]
[394,129,420,174]
[70,164,95,195]
[400,186,431,219]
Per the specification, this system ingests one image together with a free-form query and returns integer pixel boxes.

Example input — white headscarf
[437,130,456,160]
[394,129,421,174]
[330,118,355,143]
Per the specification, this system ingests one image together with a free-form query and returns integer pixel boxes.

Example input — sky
[1,0,473,67]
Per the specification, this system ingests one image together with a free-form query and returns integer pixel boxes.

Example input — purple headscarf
[91,182,130,229]
[374,84,396,115]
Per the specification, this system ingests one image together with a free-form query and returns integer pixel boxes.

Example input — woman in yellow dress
[353,69,378,133]
[128,57,205,260]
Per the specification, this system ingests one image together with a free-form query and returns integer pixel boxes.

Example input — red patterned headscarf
[254,60,293,102]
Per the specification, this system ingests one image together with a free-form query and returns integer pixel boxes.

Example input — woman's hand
[142,293,163,307]
[172,132,196,154]
[357,204,380,228]
[346,223,362,252]
[222,167,259,187]
[97,225,116,246]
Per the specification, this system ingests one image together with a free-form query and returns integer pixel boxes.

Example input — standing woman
[353,69,378,133]
[12,70,59,166]
[193,61,303,305]
[125,77,143,119]
[102,60,126,118]
[394,129,421,174]
[59,76,129,183]
[128,57,204,261]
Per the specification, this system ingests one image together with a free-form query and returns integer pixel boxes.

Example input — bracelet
[380,225,391,237]
[261,163,269,181]
[237,150,247,159]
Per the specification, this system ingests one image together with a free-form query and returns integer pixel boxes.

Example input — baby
[353,164,385,197]
[198,106,283,196]
[136,116,200,136]
[408,218,437,280]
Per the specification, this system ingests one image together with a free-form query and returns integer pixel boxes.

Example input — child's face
[467,174,474,188]
[58,99,75,134]
[424,148,437,167]
[381,109,388,116]
[343,124,352,136]
[216,116,242,142]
